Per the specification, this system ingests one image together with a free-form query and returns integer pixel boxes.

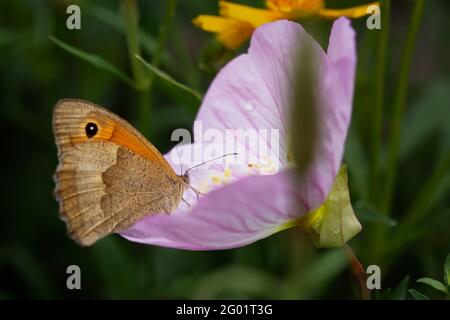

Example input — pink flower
[120,17,356,250]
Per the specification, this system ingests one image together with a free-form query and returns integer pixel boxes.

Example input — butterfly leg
[188,185,205,200]
[182,197,191,207]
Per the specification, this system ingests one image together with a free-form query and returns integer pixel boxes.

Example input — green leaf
[408,289,430,300]
[444,253,450,287]
[135,55,202,103]
[50,36,135,88]
[396,208,450,250]
[304,165,362,248]
[417,277,448,294]
[354,200,397,227]
[400,79,450,161]
[390,276,410,300]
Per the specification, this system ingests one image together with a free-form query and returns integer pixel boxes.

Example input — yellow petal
[266,0,324,13]
[193,15,254,49]
[319,2,380,19]
[219,0,281,27]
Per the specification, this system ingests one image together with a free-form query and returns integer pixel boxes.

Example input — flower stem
[120,0,151,136]
[368,0,391,262]
[344,245,370,300]
[146,0,177,93]
[152,0,176,69]
[370,0,390,202]
[121,0,149,90]
[144,0,177,136]
[381,0,425,214]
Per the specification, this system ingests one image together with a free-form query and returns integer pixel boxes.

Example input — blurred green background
[0,0,449,299]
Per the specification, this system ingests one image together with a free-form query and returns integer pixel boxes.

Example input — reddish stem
[344,245,371,300]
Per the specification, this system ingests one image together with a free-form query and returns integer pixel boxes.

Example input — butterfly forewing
[53,99,185,246]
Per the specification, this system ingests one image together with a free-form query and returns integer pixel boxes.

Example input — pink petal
[120,19,356,250]
[302,17,356,208]
[196,18,355,208]
[327,17,357,105]
[121,170,309,250]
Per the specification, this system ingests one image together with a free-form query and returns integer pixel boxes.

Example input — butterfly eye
[85,122,98,138]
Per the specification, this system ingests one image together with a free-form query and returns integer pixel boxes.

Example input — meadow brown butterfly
[53,99,189,246]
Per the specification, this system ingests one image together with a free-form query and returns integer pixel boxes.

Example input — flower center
[247,155,277,175]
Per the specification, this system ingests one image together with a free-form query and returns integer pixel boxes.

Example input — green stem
[121,0,151,135]
[381,0,425,214]
[146,0,177,96]
[371,0,390,202]
[367,0,391,263]
[121,0,149,90]
[152,0,176,69]
[145,0,176,136]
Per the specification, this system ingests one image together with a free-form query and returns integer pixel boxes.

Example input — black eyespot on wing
[85,122,98,138]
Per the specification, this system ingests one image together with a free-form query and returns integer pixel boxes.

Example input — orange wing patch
[53,99,177,178]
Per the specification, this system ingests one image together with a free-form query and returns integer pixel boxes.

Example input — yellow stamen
[224,167,232,177]
[211,176,222,184]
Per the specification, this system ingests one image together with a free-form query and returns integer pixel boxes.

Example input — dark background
[0,0,449,299]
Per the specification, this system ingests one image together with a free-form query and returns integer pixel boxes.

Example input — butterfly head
[180,172,190,185]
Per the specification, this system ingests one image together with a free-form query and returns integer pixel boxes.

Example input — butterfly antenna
[184,152,238,176]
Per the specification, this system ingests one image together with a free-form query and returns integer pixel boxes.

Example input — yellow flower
[194,0,379,49]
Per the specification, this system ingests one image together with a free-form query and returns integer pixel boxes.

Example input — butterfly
[53,99,189,246]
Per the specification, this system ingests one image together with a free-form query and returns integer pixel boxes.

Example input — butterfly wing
[53,99,184,246]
